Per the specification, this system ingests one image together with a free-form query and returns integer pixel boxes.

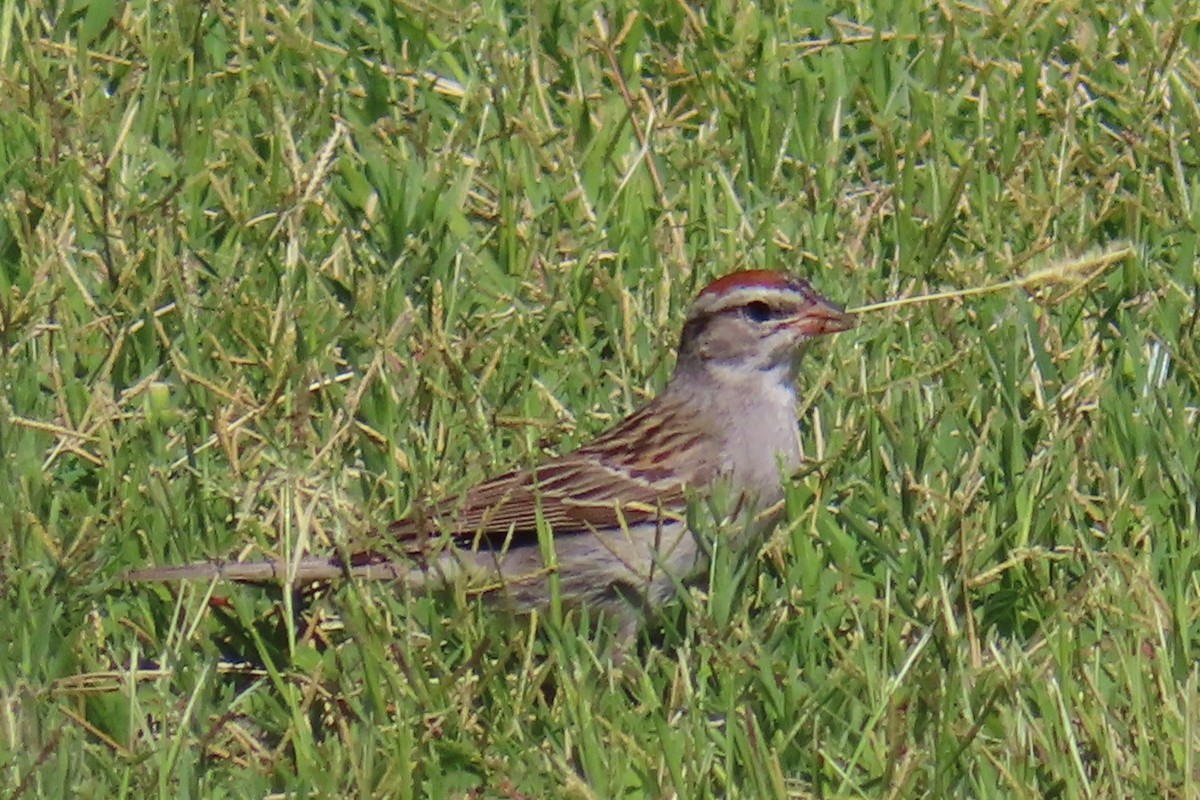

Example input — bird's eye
[743,301,773,323]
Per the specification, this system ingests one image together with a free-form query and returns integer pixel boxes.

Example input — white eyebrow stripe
[693,284,810,314]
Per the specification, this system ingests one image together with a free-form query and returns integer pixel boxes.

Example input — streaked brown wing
[388,397,719,548]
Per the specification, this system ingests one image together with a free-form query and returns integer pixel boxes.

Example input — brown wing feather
[388,396,719,548]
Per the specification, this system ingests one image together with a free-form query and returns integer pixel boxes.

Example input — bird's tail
[124,555,413,584]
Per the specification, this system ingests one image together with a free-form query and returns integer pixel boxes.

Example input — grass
[2,0,1198,796]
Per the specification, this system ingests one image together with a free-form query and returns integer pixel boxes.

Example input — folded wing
[388,397,720,551]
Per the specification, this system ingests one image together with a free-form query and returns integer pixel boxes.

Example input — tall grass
[1,1,1197,796]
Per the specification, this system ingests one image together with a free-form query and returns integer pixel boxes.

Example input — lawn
[2,0,1198,797]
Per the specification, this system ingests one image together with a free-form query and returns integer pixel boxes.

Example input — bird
[127,270,855,643]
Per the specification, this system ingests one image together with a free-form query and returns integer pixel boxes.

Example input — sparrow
[127,270,855,642]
